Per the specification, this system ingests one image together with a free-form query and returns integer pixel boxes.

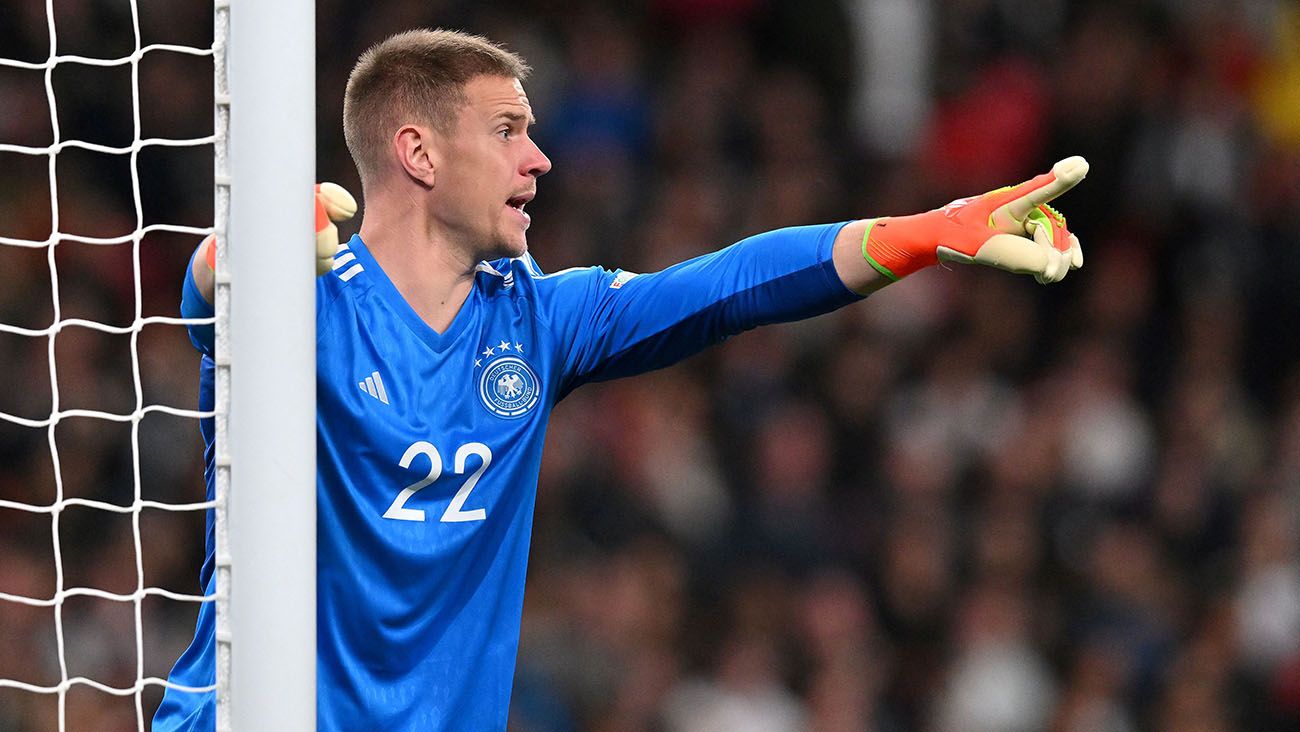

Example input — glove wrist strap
[860,212,942,281]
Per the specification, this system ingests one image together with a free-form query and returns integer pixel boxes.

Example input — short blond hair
[343,28,531,184]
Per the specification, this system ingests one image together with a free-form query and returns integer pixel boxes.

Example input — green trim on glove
[860,219,900,282]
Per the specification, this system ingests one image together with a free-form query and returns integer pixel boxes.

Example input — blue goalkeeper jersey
[155,224,859,731]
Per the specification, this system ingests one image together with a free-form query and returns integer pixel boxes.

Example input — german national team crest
[476,339,540,418]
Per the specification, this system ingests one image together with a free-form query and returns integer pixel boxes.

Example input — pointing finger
[997,156,1090,224]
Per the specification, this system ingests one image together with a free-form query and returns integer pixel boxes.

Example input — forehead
[462,75,532,119]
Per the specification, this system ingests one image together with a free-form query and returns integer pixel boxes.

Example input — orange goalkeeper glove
[862,157,1088,284]
[314,182,358,275]
[199,182,357,276]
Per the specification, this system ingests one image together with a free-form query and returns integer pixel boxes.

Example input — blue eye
[498,128,512,140]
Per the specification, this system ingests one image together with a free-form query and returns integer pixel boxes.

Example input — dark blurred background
[3,0,1300,730]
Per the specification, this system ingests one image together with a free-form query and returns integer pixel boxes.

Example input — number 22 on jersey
[383,441,492,523]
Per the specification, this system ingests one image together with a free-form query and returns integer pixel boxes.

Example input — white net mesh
[0,0,222,728]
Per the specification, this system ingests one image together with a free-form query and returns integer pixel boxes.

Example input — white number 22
[382,441,492,523]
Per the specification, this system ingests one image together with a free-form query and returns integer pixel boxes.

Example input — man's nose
[525,138,551,178]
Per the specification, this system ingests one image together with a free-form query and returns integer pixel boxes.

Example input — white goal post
[0,0,317,729]
[219,0,317,730]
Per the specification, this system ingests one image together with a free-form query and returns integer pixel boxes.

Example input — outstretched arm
[546,157,1089,392]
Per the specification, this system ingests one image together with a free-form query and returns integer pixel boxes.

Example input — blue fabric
[153,355,217,731]
[179,250,214,357]
[154,223,859,731]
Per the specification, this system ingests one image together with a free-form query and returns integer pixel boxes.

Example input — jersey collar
[343,234,477,354]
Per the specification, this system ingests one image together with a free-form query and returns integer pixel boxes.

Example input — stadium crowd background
[2,0,1300,729]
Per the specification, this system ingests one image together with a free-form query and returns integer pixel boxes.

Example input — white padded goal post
[0,1,317,729]
[221,0,317,729]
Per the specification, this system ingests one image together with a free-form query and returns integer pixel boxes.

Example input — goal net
[0,1,316,730]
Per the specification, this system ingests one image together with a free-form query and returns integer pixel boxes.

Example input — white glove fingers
[318,182,358,222]
[1068,233,1083,269]
[973,232,1049,275]
[1033,224,1066,283]
[316,224,339,276]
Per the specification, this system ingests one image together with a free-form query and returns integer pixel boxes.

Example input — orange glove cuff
[860,210,950,281]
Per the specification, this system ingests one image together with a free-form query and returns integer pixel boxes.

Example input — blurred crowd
[3,0,1300,730]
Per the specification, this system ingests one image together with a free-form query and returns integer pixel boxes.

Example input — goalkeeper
[156,28,1085,732]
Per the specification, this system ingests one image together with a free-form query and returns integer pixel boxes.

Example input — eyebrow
[496,111,537,126]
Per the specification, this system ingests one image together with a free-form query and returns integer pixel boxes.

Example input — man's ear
[394,124,439,188]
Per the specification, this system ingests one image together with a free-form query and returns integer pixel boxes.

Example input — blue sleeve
[180,248,215,356]
[197,354,217,586]
[541,222,862,396]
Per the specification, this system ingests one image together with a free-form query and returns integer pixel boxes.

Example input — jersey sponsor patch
[609,270,639,289]
[478,355,540,418]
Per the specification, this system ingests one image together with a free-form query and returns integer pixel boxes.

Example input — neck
[358,190,477,335]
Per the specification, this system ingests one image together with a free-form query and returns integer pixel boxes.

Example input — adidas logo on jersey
[358,370,389,405]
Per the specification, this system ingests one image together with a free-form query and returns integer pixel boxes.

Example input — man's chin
[483,236,528,262]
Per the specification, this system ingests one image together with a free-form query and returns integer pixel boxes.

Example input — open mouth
[506,191,534,228]
[506,191,534,212]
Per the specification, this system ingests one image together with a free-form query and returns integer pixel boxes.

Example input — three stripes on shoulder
[334,242,385,406]
[333,242,364,282]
